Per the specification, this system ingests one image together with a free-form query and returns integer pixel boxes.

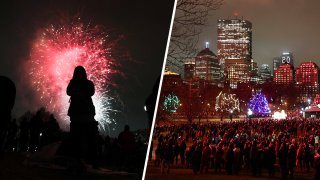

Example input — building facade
[281,52,294,67]
[195,48,221,82]
[274,64,294,85]
[296,62,320,102]
[217,19,252,65]
[273,57,281,75]
[217,18,253,89]
[259,64,272,83]
[184,60,195,80]
[224,59,250,89]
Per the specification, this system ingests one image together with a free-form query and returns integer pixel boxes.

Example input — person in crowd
[118,125,136,169]
[151,118,320,178]
[314,147,320,180]
[288,144,296,179]
[201,142,211,173]
[191,145,202,174]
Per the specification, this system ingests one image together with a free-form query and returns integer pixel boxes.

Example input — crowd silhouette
[0,68,151,177]
[152,118,320,179]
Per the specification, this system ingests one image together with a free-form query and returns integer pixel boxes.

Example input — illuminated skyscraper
[274,64,294,85]
[280,52,294,67]
[217,18,252,88]
[224,59,250,89]
[217,19,252,65]
[296,62,319,102]
[184,60,195,80]
[259,64,272,83]
[195,46,221,82]
[273,57,281,75]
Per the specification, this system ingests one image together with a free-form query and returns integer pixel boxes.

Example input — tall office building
[217,18,252,88]
[217,19,252,65]
[296,62,319,102]
[195,47,221,82]
[184,59,195,80]
[273,57,281,74]
[280,52,294,67]
[259,64,272,83]
[224,59,250,89]
[274,64,294,85]
[250,60,259,83]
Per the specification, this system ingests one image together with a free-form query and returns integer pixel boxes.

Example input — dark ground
[0,152,139,180]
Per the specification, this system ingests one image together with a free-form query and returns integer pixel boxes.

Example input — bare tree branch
[167,0,223,73]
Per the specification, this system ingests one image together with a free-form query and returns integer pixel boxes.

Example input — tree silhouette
[168,0,223,71]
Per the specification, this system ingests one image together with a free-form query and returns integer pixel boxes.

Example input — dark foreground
[0,152,139,180]
[145,160,313,180]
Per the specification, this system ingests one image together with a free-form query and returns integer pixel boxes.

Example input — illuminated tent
[304,106,320,118]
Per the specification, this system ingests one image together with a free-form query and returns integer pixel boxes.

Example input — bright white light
[144,105,147,111]
[308,98,311,104]
[205,41,210,48]
[273,110,287,120]
[248,109,253,116]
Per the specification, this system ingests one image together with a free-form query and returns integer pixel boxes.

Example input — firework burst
[26,17,120,135]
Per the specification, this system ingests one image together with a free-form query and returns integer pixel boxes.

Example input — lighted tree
[163,93,180,112]
[248,92,271,115]
[215,91,240,113]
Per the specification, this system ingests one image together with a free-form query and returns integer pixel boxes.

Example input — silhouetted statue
[145,76,160,129]
[67,66,99,170]
[0,76,16,157]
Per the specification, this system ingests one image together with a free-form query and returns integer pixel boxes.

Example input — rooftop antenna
[205,41,210,48]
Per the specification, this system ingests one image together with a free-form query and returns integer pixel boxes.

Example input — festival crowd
[151,118,320,179]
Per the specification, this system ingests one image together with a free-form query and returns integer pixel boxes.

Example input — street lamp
[206,103,210,123]
[229,110,233,121]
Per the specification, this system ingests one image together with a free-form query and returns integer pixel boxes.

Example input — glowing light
[163,93,179,112]
[205,41,210,48]
[247,109,253,116]
[248,92,271,115]
[26,17,120,135]
[215,91,240,112]
[273,110,287,120]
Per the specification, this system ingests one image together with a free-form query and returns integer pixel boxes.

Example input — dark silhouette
[66,66,99,171]
[314,148,320,180]
[118,125,135,169]
[19,116,30,152]
[29,109,43,152]
[145,76,160,129]
[0,76,16,157]
[41,114,60,146]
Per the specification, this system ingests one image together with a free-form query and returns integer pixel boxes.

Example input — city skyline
[198,0,320,68]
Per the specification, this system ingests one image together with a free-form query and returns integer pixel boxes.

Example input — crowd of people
[1,109,148,176]
[151,118,320,179]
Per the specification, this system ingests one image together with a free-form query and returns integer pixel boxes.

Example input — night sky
[198,0,320,68]
[0,0,174,136]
